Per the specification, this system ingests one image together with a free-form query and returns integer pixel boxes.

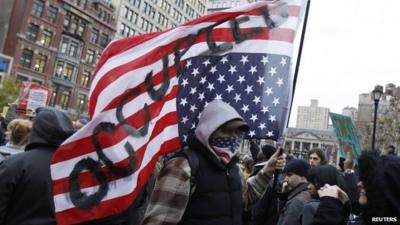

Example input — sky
[288,0,400,126]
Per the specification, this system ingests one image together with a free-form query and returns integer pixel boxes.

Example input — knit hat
[283,159,310,177]
[261,144,276,161]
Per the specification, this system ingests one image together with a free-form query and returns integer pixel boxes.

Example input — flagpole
[287,0,311,127]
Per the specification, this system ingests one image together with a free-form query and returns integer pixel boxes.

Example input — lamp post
[372,85,383,150]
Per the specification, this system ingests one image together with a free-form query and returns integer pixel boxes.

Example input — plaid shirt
[141,157,272,225]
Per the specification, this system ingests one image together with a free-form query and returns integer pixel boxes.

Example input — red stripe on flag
[52,111,179,195]
[89,4,301,117]
[89,27,293,117]
[52,85,179,164]
[54,138,181,225]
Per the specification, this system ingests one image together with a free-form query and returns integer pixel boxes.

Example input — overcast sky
[288,0,400,126]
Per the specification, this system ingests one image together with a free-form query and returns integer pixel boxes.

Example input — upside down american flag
[50,0,307,224]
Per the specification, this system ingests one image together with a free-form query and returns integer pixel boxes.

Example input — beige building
[296,99,330,130]
[111,0,207,40]
[342,106,358,122]
[207,0,251,13]
[283,127,339,164]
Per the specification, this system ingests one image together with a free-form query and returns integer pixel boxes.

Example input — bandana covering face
[210,136,243,164]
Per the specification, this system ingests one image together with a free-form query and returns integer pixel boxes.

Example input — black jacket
[0,108,74,225]
[311,197,349,225]
[178,139,243,225]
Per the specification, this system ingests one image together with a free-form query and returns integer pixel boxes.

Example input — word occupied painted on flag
[50,1,306,224]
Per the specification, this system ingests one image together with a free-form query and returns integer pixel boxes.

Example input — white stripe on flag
[51,97,178,180]
[53,124,179,212]
[92,39,293,116]
[63,78,178,145]
[89,22,215,98]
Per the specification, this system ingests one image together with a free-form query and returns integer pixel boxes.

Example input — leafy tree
[376,96,400,150]
[0,76,19,108]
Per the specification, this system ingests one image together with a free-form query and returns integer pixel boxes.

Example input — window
[41,30,52,47]
[90,28,99,44]
[100,33,109,48]
[34,53,47,73]
[49,86,58,106]
[47,5,58,22]
[27,23,39,42]
[60,90,71,110]
[69,41,79,57]
[32,0,44,17]
[20,49,33,68]
[77,94,86,112]
[64,14,71,28]
[80,70,90,88]
[55,61,75,81]
[77,23,85,37]
[85,49,95,64]
[60,37,81,59]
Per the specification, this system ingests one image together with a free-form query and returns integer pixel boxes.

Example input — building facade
[283,127,339,164]
[356,92,391,149]
[1,0,116,118]
[342,106,358,122]
[112,0,207,40]
[296,99,330,130]
[207,0,250,13]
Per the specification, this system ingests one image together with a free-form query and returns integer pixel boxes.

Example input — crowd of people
[0,100,399,225]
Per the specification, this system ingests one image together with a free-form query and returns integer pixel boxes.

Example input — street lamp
[372,85,383,150]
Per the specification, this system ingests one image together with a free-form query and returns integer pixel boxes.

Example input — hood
[195,100,248,149]
[25,107,75,151]
[359,150,400,220]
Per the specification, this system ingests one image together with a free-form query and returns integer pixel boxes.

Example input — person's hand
[344,152,354,171]
[318,184,349,205]
[281,181,289,193]
[262,149,286,177]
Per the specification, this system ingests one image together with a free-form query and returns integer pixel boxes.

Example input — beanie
[261,144,276,161]
[283,159,310,177]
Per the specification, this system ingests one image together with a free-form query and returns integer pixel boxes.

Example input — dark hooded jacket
[0,108,74,225]
[357,150,400,225]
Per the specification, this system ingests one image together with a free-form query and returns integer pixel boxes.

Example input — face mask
[209,136,243,163]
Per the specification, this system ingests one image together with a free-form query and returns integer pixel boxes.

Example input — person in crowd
[241,155,254,179]
[0,119,32,161]
[302,164,350,225]
[0,107,75,224]
[249,144,282,225]
[74,118,88,130]
[0,116,7,146]
[357,150,400,224]
[278,159,311,225]
[385,144,397,156]
[307,150,400,225]
[141,100,286,225]
[308,148,327,168]
[251,144,276,176]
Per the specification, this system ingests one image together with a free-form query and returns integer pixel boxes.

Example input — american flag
[50,0,306,224]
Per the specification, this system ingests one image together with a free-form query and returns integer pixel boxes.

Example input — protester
[0,119,32,161]
[308,150,400,225]
[73,118,88,130]
[0,116,7,146]
[250,144,283,225]
[241,155,254,179]
[141,100,286,225]
[251,143,276,176]
[302,164,350,225]
[308,148,327,167]
[0,107,74,224]
[385,144,397,156]
[278,159,311,225]
[357,150,400,224]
